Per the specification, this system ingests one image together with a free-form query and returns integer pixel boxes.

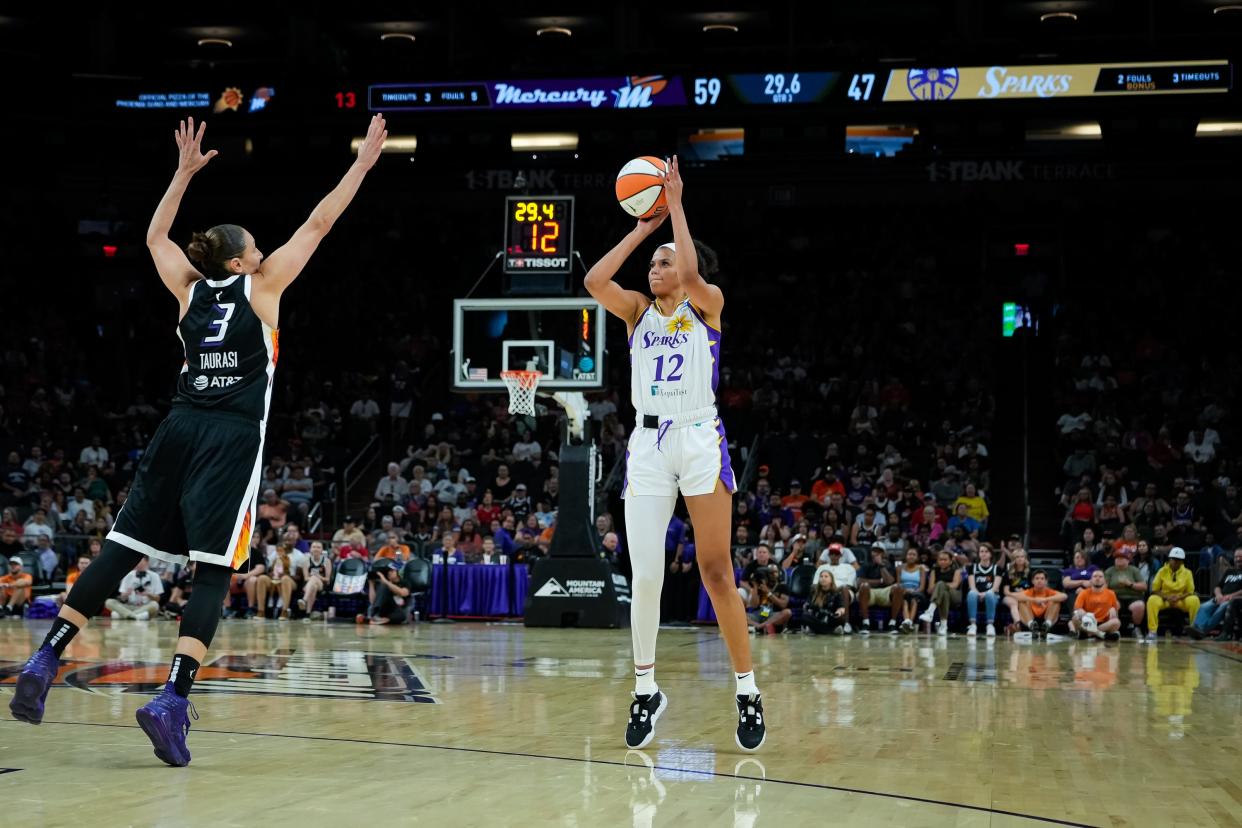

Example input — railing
[340,434,381,519]
[597,450,626,515]
[306,500,323,535]
[736,434,763,494]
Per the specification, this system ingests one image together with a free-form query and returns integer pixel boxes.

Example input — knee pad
[177,563,233,646]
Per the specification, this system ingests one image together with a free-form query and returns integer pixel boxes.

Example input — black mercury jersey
[172,275,278,421]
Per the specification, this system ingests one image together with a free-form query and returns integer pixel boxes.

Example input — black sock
[168,654,200,698]
[42,619,80,657]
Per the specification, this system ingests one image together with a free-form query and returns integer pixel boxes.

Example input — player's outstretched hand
[663,154,683,207]
[174,117,218,175]
[633,209,668,238]
[355,114,388,171]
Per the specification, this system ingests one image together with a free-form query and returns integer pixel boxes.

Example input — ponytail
[185,224,248,276]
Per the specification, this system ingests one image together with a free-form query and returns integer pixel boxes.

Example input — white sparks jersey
[629,298,721,418]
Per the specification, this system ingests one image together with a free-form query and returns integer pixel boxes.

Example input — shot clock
[503,196,574,276]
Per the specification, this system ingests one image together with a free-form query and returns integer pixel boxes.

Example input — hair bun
[186,232,211,264]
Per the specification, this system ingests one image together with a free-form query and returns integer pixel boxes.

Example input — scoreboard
[504,196,574,276]
[335,60,1230,114]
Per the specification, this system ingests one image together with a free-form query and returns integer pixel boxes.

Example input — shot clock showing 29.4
[503,196,574,276]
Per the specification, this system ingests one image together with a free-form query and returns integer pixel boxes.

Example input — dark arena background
[1,2,1241,826]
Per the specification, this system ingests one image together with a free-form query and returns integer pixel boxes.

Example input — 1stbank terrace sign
[926,159,1116,183]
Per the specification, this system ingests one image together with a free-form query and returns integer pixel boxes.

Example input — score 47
[847,73,877,101]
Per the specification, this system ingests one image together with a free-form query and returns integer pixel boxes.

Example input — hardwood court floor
[2,618,1241,828]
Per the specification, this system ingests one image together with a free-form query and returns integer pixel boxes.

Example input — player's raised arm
[663,155,723,319]
[584,211,667,332]
[254,114,388,298]
[147,117,218,312]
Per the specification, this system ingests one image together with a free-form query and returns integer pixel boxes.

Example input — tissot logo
[0,649,441,703]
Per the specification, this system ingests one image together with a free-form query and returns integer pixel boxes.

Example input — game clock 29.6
[504,196,574,276]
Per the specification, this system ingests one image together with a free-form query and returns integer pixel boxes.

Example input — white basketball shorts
[623,416,737,499]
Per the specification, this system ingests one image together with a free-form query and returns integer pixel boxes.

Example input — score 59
[693,77,722,105]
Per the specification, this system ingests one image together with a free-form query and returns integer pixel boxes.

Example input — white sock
[735,671,758,696]
[624,494,677,668]
[634,667,658,696]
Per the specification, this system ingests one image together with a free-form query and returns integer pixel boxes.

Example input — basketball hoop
[500,370,542,416]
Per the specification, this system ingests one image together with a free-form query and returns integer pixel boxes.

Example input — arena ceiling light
[196,37,233,47]
[352,135,417,154]
[1196,119,1242,136]
[380,32,416,42]
[1213,4,1242,13]
[1039,11,1079,21]
[702,23,739,32]
[511,132,579,151]
[536,26,572,37]
[1026,121,1101,141]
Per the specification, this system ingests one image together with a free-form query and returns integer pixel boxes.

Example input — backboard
[452,297,606,392]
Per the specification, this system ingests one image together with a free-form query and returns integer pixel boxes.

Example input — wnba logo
[612,76,668,109]
[907,68,959,100]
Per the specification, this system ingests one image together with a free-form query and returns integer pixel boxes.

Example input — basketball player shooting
[8,114,388,766]
[585,156,765,752]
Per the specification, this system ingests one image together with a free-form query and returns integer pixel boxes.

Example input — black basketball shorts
[107,406,264,571]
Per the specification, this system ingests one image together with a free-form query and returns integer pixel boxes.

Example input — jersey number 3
[652,354,684,382]
[202,303,236,346]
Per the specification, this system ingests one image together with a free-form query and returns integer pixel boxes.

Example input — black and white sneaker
[625,691,667,749]
[735,693,766,753]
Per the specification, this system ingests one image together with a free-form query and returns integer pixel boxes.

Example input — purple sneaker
[9,645,59,725]
[134,683,198,767]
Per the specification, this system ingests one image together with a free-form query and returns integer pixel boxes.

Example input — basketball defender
[585,156,765,752]
[8,114,388,765]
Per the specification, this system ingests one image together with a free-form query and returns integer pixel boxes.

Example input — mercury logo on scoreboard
[504,196,575,276]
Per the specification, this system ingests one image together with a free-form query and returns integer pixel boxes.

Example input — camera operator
[357,560,411,626]
[105,558,163,621]
[738,543,780,603]
[744,569,791,635]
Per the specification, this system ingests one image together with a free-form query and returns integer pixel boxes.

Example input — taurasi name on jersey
[199,351,239,369]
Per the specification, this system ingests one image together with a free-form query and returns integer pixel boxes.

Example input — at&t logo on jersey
[193,375,242,390]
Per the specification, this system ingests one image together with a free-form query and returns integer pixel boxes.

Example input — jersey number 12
[653,354,684,382]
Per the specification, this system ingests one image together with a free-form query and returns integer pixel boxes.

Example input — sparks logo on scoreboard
[884,61,1231,101]
[906,68,960,100]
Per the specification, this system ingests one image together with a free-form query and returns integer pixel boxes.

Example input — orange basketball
[615,156,668,219]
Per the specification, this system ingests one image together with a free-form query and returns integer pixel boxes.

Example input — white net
[500,370,541,416]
